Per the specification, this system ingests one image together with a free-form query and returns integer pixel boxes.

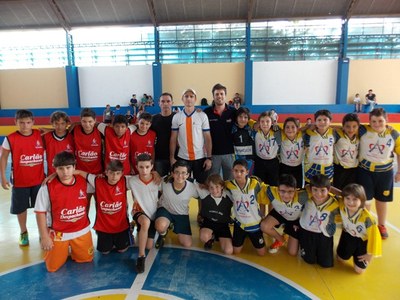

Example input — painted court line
[126,247,159,299]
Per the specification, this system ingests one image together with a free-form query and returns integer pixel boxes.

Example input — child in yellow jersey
[226,159,267,256]
[333,113,360,190]
[279,117,305,188]
[260,174,308,255]
[337,184,382,274]
[357,108,400,239]
[254,111,281,187]
[299,174,339,268]
[304,110,335,182]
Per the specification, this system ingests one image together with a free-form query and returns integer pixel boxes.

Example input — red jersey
[130,129,156,174]
[93,176,129,233]
[104,126,131,175]
[47,175,90,233]
[43,131,75,175]
[7,130,45,187]
[72,125,103,174]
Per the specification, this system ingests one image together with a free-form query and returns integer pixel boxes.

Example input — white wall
[252,60,338,105]
[78,65,153,107]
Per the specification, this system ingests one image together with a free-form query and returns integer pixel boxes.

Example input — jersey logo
[78,189,86,199]
[35,140,43,149]
[91,138,99,146]
[340,147,356,159]
[314,142,329,156]
[369,142,385,154]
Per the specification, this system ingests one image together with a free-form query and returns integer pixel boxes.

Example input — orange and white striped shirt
[171,109,210,160]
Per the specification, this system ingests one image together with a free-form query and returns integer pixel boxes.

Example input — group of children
[1,103,399,275]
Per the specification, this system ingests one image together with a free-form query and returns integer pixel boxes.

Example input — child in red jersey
[130,112,156,175]
[1,110,45,246]
[34,151,93,272]
[84,160,131,254]
[43,111,75,175]
[97,115,136,175]
[127,153,160,273]
[71,108,103,175]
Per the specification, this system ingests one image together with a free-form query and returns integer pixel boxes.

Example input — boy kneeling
[35,151,94,272]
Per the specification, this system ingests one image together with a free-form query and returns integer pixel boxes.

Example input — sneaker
[19,231,29,247]
[378,225,389,239]
[155,233,166,249]
[135,256,146,273]
[204,237,215,250]
[268,239,284,254]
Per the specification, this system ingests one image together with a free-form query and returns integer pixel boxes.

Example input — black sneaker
[204,238,214,250]
[155,233,166,249]
[135,256,145,273]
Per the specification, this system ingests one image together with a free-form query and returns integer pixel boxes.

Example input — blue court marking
[0,248,313,299]
[144,248,311,300]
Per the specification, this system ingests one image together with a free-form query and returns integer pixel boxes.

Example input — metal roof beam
[345,0,360,20]
[247,0,255,23]
[146,0,157,26]
[47,0,71,32]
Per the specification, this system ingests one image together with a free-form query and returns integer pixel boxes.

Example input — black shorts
[11,184,41,214]
[178,157,208,184]
[155,207,192,235]
[254,157,279,185]
[96,229,131,252]
[201,218,232,239]
[333,164,357,190]
[279,163,303,189]
[268,209,299,239]
[232,224,265,249]
[357,167,393,202]
[337,230,368,269]
[132,212,156,239]
[298,228,334,268]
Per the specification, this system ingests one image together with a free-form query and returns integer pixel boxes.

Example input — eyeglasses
[173,171,188,176]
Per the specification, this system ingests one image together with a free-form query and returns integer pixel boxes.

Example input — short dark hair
[310,174,331,189]
[278,174,297,189]
[212,83,227,95]
[236,107,250,121]
[369,108,387,121]
[106,160,124,172]
[80,108,96,119]
[171,160,191,174]
[342,113,360,126]
[233,158,248,170]
[314,110,332,121]
[53,151,76,167]
[136,153,153,164]
[15,109,33,120]
[160,92,173,101]
[138,112,152,123]
[257,111,273,123]
[113,115,128,126]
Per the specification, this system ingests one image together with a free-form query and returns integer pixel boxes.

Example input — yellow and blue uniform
[304,128,335,181]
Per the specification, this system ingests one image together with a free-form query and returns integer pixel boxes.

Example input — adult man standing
[204,83,236,180]
[170,89,212,183]
[151,92,175,176]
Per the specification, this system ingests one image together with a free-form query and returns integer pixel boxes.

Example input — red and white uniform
[129,129,156,174]
[87,174,129,233]
[127,175,160,220]
[100,125,132,175]
[3,129,45,187]
[34,175,90,240]
[43,131,75,175]
[72,125,103,174]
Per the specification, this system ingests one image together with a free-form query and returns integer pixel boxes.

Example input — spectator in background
[130,94,138,115]
[232,93,242,105]
[354,93,362,113]
[125,109,135,124]
[147,95,154,106]
[365,89,377,112]
[270,109,278,125]
[103,104,113,124]
[141,94,148,107]
[114,105,123,116]
[201,98,208,106]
